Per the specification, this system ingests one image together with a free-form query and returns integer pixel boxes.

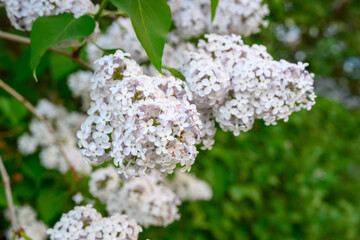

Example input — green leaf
[30,13,96,81]
[50,52,78,84]
[162,65,186,81]
[37,188,67,224]
[21,156,45,187]
[211,0,219,21]
[110,0,171,72]
[0,96,28,126]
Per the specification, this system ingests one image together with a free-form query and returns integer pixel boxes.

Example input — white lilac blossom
[89,165,120,202]
[77,50,202,177]
[6,206,48,240]
[166,172,213,201]
[168,0,269,39]
[48,205,141,240]
[68,71,93,110]
[4,0,98,31]
[181,34,316,146]
[18,99,91,174]
[106,172,181,227]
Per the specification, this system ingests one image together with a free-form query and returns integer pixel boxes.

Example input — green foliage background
[0,0,360,239]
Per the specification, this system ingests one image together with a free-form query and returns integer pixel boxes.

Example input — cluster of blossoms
[6,206,47,240]
[18,99,91,174]
[88,166,181,227]
[4,0,98,31]
[89,165,120,203]
[165,172,213,201]
[181,34,316,149]
[77,50,202,177]
[105,170,181,227]
[168,0,269,39]
[48,205,142,240]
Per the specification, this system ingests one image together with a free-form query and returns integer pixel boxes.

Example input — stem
[95,0,110,20]
[0,157,20,231]
[101,10,127,18]
[0,31,94,72]
[0,79,79,179]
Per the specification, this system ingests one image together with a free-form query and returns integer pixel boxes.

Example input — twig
[0,30,94,72]
[0,157,20,231]
[101,10,127,18]
[0,79,79,178]
[95,0,110,20]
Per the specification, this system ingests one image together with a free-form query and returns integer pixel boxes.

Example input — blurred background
[0,0,360,239]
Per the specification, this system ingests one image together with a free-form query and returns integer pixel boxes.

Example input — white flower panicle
[4,0,98,31]
[89,165,120,202]
[77,50,202,177]
[88,166,181,227]
[210,0,269,36]
[166,172,213,201]
[48,204,142,240]
[168,0,209,40]
[6,206,47,240]
[168,0,269,39]
[90,214,142,240]
[182,34,316,142]
[106,172,181,227]
[68,71,93,111]
[47,205,101,240]
[18,99,91,174]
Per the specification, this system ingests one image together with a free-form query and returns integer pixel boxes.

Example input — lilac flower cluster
[47,205,142,240]
[77,50,202,177]
[4,0,98,31]
[182,34,316,149]
[168,0,269,39]
[106,171,181,227]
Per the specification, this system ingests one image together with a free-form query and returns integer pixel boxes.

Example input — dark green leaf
[211,0,219,21]
[0,97,28,125]
[103,48,120,55]
[50,52,78,84]
[110,0,171,72]
[162,65,186,80]
[37,189,67,224]
[21,157,45,187]
[30,13,96,81]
